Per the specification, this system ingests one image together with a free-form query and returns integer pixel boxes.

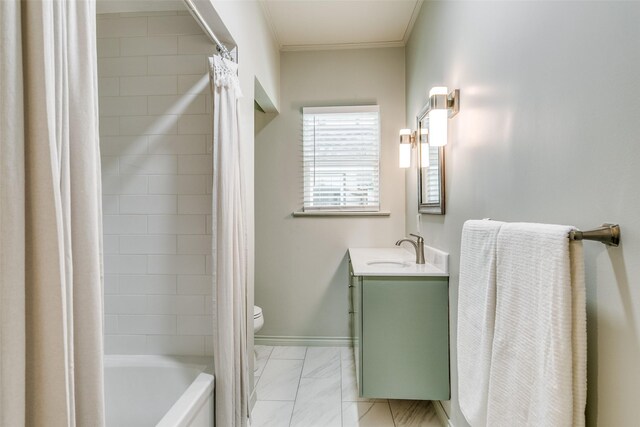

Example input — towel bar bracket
[569,223,620,247]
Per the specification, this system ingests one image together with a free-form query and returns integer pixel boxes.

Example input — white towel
[457,219,505,427]
[486,223,587,427]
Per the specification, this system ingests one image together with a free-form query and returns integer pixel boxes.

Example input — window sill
[292,211,391,218]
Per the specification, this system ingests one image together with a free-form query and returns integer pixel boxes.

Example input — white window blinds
[302,106,380,212]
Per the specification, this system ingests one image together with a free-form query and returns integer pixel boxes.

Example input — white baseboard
[433,400,454,427]
[254,335,352,347]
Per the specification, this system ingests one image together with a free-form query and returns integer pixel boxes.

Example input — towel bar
[569,223,620,247]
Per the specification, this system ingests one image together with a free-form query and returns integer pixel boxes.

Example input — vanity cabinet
[348,258,450,400]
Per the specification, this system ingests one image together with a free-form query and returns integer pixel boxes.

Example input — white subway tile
[102,195,119,214]
[97,38,120,57]
[177,295,205,315]
[177,315,212,335]
[99,77,119,96]
[178,195,211,214]
[118,255,148,274]
[147,215,205,234]
[148,175,206,195]
[178,35,216,55]
[119,275,177,294]
[205,335,213,356]
[98,57,147,77]
[148,55,206,76]
[148,255,205,274]
[120,36,177,56]
[148,16,202,36]
[205,215,212,233]
[120,235,176,254]
[105,315,118,334]
[119,155,177,175]
[178,114,211,135]
[147,295,177,314]
[146,335,204,356]
[147,134,206,155]
[100,135,148,156]
[177,235,210,255]
[105,335,147,354]
[120,195,177,214]
[104,255,119,274]
[104,274,119,294]
[122,11,177,18]
[100,96,147,117]
[103,215,147,235]
[204,298,213,315]
[177,155,211,175]
[99,117,120,136]
[147,94,206,116]
[120,76,177,96]
[97,17,147,38]
[101,156,119,175]
[105,295,147,314]
[177,275,211,295]
[177,74,209,94]
[103,235,119,254]
[120,115,179,136]
[102,175,148,195]
[118,315,176,335]
[205,255,212,275]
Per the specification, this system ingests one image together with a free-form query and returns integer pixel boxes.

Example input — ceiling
[260,0,423,51]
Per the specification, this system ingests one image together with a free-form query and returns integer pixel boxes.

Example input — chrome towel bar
[569,223,620,247]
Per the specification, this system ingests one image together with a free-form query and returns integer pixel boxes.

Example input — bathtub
[104,355,214,427]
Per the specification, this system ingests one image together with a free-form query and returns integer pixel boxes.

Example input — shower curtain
[0,0,105,425]
[209,55,249,427]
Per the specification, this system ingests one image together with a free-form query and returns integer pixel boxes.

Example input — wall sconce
[399,128,415,168]
[427,86,460,147]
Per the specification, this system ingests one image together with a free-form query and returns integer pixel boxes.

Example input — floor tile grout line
[389,399,398,427]
[288,346,307,427]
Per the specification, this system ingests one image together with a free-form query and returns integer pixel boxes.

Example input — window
[302,106,380,212]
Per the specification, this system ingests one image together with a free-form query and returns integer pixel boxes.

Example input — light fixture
[427,86,460,147]
[399,128,415,169]
[419,128,429,168]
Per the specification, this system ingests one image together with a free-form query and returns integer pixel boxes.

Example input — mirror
[417,106,445,214]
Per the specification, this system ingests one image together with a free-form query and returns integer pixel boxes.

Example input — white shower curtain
[209,56,249,426]
[0,0,105,425]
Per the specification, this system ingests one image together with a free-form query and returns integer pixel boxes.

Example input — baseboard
[433,400,454,427]
[254,335,352,347]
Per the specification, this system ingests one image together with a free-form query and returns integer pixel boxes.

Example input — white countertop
[348,246,449,277]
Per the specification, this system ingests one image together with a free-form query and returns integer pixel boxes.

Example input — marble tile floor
[251,345,442,427]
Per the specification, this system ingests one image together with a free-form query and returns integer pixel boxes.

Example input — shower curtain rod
[183,0,235,62]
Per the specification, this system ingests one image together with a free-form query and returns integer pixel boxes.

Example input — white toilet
[253,305,264,333]
[253,306,264,371]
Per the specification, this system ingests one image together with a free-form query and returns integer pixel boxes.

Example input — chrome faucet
[395,233,425,264]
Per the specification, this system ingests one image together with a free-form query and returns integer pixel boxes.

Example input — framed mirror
[417,106,445,214]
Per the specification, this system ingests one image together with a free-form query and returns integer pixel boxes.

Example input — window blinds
[302,106,380,211]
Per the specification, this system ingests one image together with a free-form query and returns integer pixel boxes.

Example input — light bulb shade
[428,109,448,147]
[399,143,411,168]
[429,86,449,97]
[420,143,430,168]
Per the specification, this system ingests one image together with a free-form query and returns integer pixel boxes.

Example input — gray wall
[255,48,406,340]
[405,2,640,426]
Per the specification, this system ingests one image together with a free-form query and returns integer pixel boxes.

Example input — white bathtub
[104,355,214,427]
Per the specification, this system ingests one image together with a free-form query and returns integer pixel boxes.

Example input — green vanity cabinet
[348,259,450,400]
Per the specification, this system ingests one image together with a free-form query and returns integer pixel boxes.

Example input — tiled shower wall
[97,11,215,355]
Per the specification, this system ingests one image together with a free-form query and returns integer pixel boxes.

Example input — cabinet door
[361,276,449,400]
[348,266,362,395]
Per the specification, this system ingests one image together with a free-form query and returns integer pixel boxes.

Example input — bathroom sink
[366,260,410,267]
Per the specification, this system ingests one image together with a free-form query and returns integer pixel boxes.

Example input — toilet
[253,305,264,333]
[253,306,264,371]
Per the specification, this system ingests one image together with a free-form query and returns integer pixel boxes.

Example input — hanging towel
[486,223,586,427]
[457,219,505,427]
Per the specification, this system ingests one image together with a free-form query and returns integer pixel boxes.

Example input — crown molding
[280,40,406,52]
[258,0,282,50]
[403,0,424,45]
